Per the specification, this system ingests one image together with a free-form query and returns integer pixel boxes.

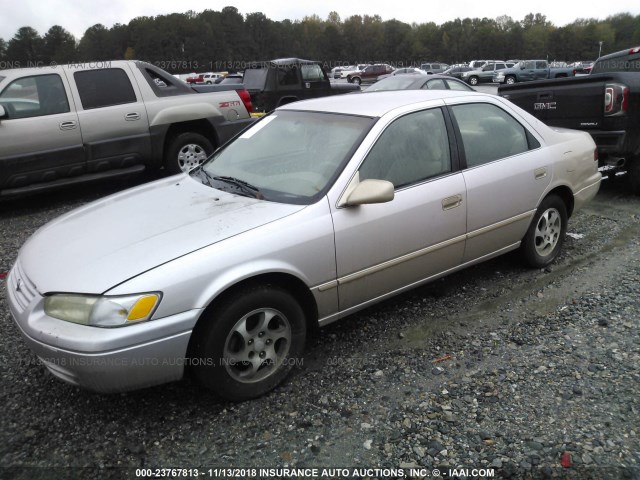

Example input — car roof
[279,89,480,117]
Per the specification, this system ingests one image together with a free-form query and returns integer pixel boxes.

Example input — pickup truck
[498,46,640,194]
[493,60,575,85]
[241,58,360,113]
[0,60,254,196]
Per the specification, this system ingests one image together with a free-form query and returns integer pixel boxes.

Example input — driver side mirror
[342,179,394,206]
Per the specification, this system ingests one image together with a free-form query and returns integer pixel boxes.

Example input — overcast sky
[2,0,639,41]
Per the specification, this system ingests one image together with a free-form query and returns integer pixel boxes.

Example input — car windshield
[196,111,375,204]
[364,76,419,91]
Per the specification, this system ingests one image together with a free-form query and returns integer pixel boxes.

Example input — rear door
[534,61,550,80]
[447,100,551,262]
[65,64,151,174]
[0,72,84,192]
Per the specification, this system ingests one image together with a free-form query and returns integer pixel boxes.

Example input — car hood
[20,176,304,294]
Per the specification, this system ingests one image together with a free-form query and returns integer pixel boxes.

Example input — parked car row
[333,56,594,88]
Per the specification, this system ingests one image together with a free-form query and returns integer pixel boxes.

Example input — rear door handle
[442,194,463,210]
[125,113,141,121]
[59,121,77,130]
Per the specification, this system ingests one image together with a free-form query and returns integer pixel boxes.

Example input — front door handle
[125,113,141,121]
[59,121,77,130]
[442,194,463,210]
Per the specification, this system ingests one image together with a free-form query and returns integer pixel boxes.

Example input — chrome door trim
[337,234,466,286]
[466,210,535,239]
[313,210,535,294]
[317,241,522,327]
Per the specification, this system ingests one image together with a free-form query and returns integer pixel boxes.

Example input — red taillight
[594,147,599,162]
[236,89,253,114]
[604,83,628,116]
[629,47,640,54]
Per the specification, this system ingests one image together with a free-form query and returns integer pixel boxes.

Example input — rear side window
[451,103,536,168]
[74,68,136,109]
[277,66,299,86]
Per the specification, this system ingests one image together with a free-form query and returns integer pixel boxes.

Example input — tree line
[1,7,639,73]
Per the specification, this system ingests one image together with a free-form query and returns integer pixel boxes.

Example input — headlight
[44,293,162,327]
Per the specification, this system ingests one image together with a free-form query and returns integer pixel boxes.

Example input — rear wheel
[164,132,214,175]
[521,194,567,268]
[190,285,306,401]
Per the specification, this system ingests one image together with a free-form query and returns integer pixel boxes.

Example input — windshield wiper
[212,176,264,199]
[194,167,214,187]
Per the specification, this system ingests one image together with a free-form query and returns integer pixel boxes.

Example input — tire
[468,76,479,86]
[629,160,640,196]
[164,132,214,175]
[190,285,306,401]
[352,77,362,85]
[521,194,568,268]
[505,76,516,85]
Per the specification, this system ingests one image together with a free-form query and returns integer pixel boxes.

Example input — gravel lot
[1,172,638,480]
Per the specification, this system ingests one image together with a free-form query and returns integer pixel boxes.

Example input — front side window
[359,108,451,188]
[451,103,534,168]
[301,64,325,81]
[0,74,69,119]
[74,68,136,109]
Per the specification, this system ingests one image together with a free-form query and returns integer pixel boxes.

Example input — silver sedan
[7,90,601,401]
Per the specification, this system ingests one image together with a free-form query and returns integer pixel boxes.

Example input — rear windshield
[365,76,419,91]
[592,54,640,73]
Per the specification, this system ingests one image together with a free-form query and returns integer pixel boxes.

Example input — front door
[331,107,467,311]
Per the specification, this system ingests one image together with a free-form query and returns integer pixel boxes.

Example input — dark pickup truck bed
[498,47,640,194]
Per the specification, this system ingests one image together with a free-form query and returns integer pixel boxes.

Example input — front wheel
[164,132,214,175]
[505,76,516,85]
[352,77,361,85]
[190,285,306,401]
[521,194,567,268]
[468,76,479,86]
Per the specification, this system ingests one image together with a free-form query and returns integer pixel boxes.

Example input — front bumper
[6,262,201,393]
